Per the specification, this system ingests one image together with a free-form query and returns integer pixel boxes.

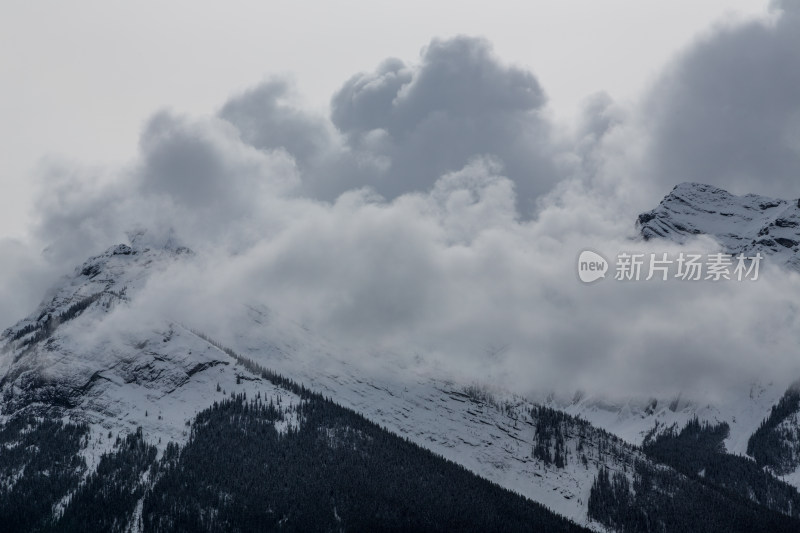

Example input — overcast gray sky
[1,0,769,239]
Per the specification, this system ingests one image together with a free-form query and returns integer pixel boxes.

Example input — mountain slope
[747,384,800,485]
[0,240,617,530]
[545,380,789,458]
[620,182,800,485]
[3,210,800,531]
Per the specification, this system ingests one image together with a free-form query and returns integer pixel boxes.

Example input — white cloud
[6,20,800,404]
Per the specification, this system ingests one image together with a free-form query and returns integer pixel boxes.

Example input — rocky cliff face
[638,182,800,269]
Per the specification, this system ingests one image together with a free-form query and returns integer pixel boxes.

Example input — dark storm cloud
[219,79,333,165]
[329,57,413,136]
[217,76,382,200]
[139,110,298,210]
[645,0,800,197]
[140,112,233,207]
[332,37,545,136]
[328,36,560,209]
[217,36,563,211]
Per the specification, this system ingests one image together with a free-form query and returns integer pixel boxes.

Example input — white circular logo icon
[577,250,608,283]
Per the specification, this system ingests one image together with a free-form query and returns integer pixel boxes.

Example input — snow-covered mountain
[638,182,800,269]
[552,182,800,484]
[0,241,305,478]
[543,380,788,455]
[0,238,641,530]
[3,182,800,532]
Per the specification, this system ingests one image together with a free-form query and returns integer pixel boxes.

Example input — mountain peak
[125,227,193,255]
[638,182,800,269]
[2,236,192,352]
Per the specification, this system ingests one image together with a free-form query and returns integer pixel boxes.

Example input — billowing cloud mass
[327,37,559,209]
[644,0,800,197]
[6,14,800,402]
[216,37,563,209]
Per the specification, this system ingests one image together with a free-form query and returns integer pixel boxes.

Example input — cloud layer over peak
[7,22,800,402]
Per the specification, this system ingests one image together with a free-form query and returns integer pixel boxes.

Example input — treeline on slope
[52,428,158,532]
[533,406,569,467]
[530,405,636,471]
[140,393,589,532]
[0,332,590,533]
[0,414,158,533]
[748,386,800,475]
[645,417,800,518]
[588,462,800,533]
[587,417,800,533]
[0,415,88,532]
